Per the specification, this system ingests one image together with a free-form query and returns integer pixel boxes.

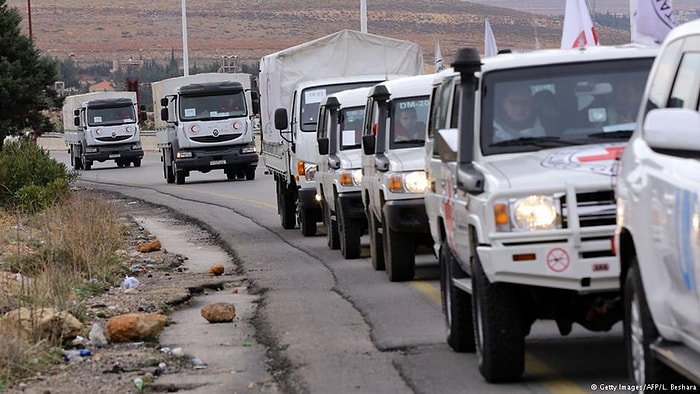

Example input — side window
[645,39,683,114]
[449,84,461,128]
[429,78,456,157]
[668,52,700,110]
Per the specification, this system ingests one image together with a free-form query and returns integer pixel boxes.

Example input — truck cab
[64,92,144,170]
[360,74,434,281]
[616,18,700,389]
[426,45,657,383]
[156,77,258,184]
[316,87,371,258]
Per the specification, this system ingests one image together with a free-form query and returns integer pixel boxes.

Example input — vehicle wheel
[382,215,415,282]
[132,159,141,167]
[339,204,361,259]
[300,206,317,236]
[83,158,92,170]
[325,202,340,250]
[115,159,123,168]
[123,160,131,167]
[440,240,475,352]
[245,166,256,180]
[71,146,82,170]
[472,254,524,383]
[368,212,385,271]
[226,171,236,180]
[277,179,296,230]
[624,261,676,387]
[175,170,186,184]
[165,161,175,184]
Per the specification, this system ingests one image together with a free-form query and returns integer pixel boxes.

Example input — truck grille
[560,191,616,228]
[191,133,241,143]
[96,135,131,142]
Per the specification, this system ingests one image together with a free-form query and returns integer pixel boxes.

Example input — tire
[116,159,125,168]
[624,261,676,388]
[325,201,340,250]
[132,159,141,167]
[368,212,385,271]
[165,162,175,184]
[472,254,524,383]
[300,206,317,236]
[175,170,186,184]
[382,215,415,282]
[83,158,92,170]
[71,146,82,170]
[439,240,475,352]
[226,171,236,180]
[277,179,297,230]
[245,166,256,180]
[338,204,361,259]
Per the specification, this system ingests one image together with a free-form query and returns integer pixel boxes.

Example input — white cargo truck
[153,72,258,184]
[63,91,144,170]
[425,45,657,383]
[259,29,423,235]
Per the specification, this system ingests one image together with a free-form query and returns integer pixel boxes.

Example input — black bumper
[174,144,259,172]
[337,191,366,220]
[299,187,322,212]
[84,144,144,162]
[382,198,430,234]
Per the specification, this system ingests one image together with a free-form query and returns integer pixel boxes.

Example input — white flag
[631,0,673,45]
[435,38,445,72]
[484,18,499,57]
[561,0,599,49]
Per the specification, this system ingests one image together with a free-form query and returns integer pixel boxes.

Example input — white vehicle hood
[339,149,362,169]
[384,147,426,172]
[484,143,625,190]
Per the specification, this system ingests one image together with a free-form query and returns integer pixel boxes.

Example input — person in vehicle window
[394,107,425,141]
[533,90,561,136]
[608,78,642,124]
[493,84,545,142]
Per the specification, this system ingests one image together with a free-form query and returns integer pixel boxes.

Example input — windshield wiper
[489,136,580,148]
[587,130,633,139]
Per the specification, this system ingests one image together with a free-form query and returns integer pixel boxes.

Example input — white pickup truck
[361,74,434,282]
[616,18,700,390]
[425,44,657,383]
[315,87,371,258]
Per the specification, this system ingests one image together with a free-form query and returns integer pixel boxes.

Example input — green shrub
[0,139,76,211]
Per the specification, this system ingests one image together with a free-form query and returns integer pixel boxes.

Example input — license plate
[210,160,226,166]
[109,154,121,158]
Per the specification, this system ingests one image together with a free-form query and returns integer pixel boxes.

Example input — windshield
[86,104,136,126]
[481,57,654,156]
[300,81,381,132]
[339,106,365,151]
[179,92,247,121]
[390,95,430,149]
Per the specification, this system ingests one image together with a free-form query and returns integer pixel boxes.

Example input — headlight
[388,171,429,193]
[131,142,142,150]
[242,145,256,154]
[511,195,559,231]
[176,151,193,159]
[339,169,362,187]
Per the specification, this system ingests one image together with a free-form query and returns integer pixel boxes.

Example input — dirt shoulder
[3,188,278,393]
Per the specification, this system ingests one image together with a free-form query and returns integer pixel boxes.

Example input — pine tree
[0,0,60,142]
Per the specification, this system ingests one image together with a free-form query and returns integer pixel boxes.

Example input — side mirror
[73,116,80,127]
[457,164,484,194]
[318,137,329,155]
[362,134,375,155]
[73,109,80,116]
[645,108,700,152]
[160,97,169,107]
[160,108,169,122]
[437,128,459,162]
[274,108,289,131]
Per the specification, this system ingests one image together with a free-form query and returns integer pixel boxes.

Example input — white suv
[616,18,700,389]
[427,44,657,383]
[361,74,434,282]
[316,87,371,258]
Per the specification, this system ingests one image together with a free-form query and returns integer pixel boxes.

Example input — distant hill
[464,0,698,16]
[7,0,635,69]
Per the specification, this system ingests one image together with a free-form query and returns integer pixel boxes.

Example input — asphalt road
[45,145,628,394]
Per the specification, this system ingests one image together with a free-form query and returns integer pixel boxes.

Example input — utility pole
[181,0,190,76]
[27,0,33,41]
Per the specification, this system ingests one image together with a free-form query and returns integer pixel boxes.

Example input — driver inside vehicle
[493,83,545,142]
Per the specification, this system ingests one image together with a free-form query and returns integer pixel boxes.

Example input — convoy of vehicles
[424,44,657,382]
[360,74,435,281]
[152,72,258,184]
[63,91,144,170]
[315,87,371,258]
[615,18,700,388]
[258,29,423,235]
